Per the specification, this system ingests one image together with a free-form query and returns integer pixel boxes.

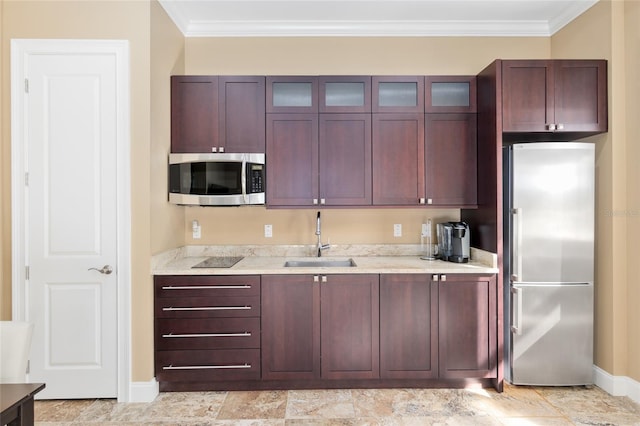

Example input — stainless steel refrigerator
[503,142,594,386]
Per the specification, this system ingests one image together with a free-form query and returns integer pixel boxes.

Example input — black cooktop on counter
[192,256,244,268]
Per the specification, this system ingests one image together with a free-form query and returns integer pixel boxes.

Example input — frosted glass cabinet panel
[267,76,318,113]
[319,76,371,113]
[425,76,477,113]
[373,76,425,113]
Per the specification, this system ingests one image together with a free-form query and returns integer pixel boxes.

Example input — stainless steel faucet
[316,211,330,257]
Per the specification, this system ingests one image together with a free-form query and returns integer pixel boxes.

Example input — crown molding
[159,0,599,38]
[181,19,553,37]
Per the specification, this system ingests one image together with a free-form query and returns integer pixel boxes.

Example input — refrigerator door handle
[512,207,523,281]
[511,286,523,335]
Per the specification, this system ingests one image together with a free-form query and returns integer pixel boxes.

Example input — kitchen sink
[284,258,357,268]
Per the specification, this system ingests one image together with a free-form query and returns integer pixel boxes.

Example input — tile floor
[35,384,640,425]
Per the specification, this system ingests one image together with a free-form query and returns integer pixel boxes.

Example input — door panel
[24,48,119,399]
[511,283,593,385]
[511,143,594,283]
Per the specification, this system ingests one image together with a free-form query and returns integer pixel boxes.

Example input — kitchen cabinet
[502,60,607,135]
[319,76,371,113]
[154,275,261,391]
[425,76,476,113]
[425,113,477,207]
[171,76,219,153]
[261,274,379,380]
[380,274,438,379]
[267,76,318,113]
[436,274,497,379]
[267,76,372,207]
[266,113,319,207]
[372,113,425,206]
[318,113,372,206]
[171,76,265,153]
[267,112,372,207]
[373,76,424,113]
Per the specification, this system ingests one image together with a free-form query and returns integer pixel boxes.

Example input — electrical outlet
[421,223,428,236]
[192,220,201,239]
[393,223,402,237]
[264,224,273,238]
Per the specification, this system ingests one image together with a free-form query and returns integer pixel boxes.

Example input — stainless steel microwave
[169,153,265,206]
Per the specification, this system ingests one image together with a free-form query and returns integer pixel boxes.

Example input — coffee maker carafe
[437,222,470,263]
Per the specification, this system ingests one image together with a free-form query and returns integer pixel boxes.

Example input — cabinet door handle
[556,123,564,130]
[427,198,433,205]
[313,198,319,205]
[162,332,251,338]
[432,274,439,281]
[547,123,556,131]
[163,364,251,370]
[441,274,447,282]
[162,306,251,311]
[219,147,225,153]
[320,198,326,205]
[211,147,218,153]
[419,198,426,204]
[161,285,252,290]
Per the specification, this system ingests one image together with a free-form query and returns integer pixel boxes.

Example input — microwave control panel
[249,164,265,193]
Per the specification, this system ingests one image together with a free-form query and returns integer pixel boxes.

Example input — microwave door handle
[241,159,248,204]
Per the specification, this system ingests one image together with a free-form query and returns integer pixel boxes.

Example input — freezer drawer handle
[511,286,523,335]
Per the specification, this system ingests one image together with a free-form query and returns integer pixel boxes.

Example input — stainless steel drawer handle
[162,332,251,338]
[163,364,251,370]
[161,285,251,290]
[162,306,251,311]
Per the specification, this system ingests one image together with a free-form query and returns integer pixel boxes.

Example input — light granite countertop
[152,244,498,276]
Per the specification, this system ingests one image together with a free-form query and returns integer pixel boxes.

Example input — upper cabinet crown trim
[158,0,599,38]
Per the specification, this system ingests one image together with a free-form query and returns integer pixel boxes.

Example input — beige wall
[0,0,155,381]
[180,37,549,249]
[552,0,640,382]
[2,0,637,385]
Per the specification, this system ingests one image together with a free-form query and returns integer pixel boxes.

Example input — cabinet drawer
[156,296,260,318]
[156,318,260,350]
[156,349,260,382]
[155,275,260,297]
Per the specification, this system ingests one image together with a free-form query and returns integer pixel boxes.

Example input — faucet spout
[315,211,330,257]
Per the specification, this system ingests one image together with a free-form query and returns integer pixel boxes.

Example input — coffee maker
[437,221,470,263]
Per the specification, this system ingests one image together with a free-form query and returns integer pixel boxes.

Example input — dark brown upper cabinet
[373,76,425,113]
[171,76,219,153]
[171,76,265,153]
[319,76,371,113]
[218,76,266,153]
[425,76,477,113]
[266,76,319,114]
[425,113,477,207]
[502,60,607,137]
[372,113,425,206]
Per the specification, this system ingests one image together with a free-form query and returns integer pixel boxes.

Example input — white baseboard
[128,379,159,403]
[594,365,640,404]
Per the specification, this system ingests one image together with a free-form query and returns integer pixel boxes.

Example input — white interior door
[11,40,130,400]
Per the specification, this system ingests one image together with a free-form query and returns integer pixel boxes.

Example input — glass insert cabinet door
[319,76,371,113]
[425,76,477,113]
[373,76,425,113]
[267,76,319,113]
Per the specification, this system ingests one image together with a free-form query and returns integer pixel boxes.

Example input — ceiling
[159,0,599,38]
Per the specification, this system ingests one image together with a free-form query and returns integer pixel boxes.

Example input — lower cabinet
[436,274,498,379]
[261,274,379,380]
[154,275,261,389]
[154,272,498,390]
[380,274,438,379]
